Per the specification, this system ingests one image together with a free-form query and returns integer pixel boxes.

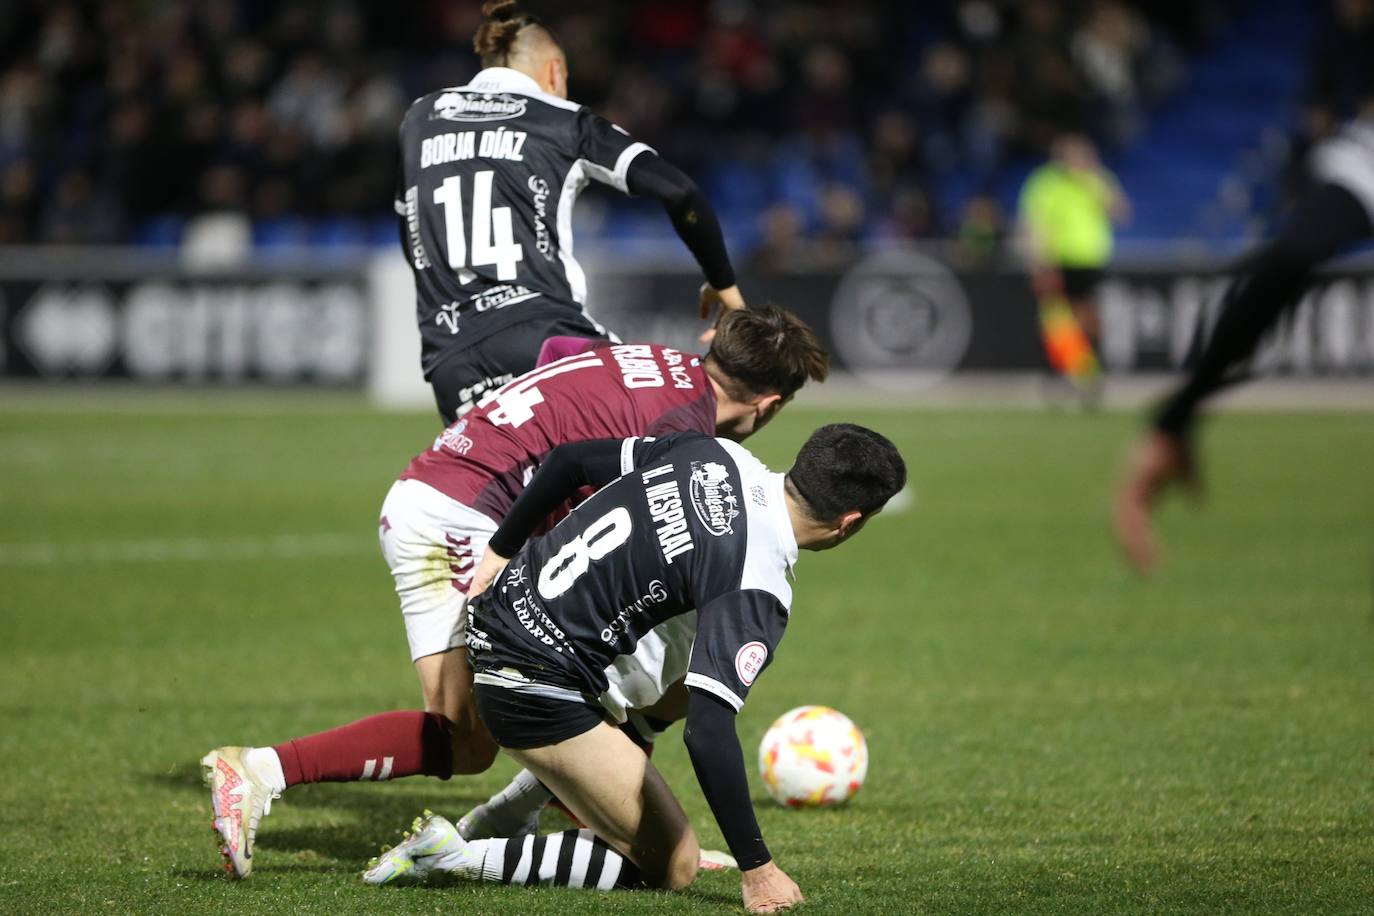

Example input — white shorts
[378,479,499,661]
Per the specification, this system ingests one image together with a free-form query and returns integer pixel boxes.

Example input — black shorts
[427,314,608,425]
[473,683,607,750]
[1059,266,1103,300]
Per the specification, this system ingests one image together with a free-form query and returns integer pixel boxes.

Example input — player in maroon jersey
[199,305,828,878]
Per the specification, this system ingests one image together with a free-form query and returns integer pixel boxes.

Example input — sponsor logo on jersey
[433,91,527,122]
[434,285,541,335]
[750,484,768,507]
[433,419,473,455]
[527,176,554,259]
[600,579,669,644]
[689,461,739,536]
[404,185,429,269]
[735,641,767,686]
[502,563,530,594]
[511,594,575,655]
[642,465,694,564]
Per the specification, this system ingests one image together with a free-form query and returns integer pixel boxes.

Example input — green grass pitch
[1,398,1371,914]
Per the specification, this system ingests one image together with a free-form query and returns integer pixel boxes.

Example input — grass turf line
[0,405,1371,914]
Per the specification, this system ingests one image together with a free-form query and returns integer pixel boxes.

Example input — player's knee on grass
[658,833,701,891]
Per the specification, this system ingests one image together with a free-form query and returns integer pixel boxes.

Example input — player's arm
[623,154,742,314]
[484,438,627,556]
[681,591,802,912]
[576,111,743,326]
[471,435,696,593]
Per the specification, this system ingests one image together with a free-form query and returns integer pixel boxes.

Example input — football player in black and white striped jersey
[1115,109,1374,572]
[397,1,746,423]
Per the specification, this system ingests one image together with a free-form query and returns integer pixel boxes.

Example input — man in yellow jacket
[1019,134,1130,397]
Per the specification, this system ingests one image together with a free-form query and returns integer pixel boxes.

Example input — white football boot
[362,811,465,885]
[200,746,279,878]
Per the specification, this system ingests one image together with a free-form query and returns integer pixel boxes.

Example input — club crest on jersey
[689,461,739,537]
[432,91,527,122]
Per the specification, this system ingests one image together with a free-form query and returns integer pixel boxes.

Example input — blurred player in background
[201,306,828,878]
[1115,106,1374,573]
[1019,133,1131,402]
[360,424,906,914]
[399,0,746,423]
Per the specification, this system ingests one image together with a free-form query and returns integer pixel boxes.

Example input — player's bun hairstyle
[787,423,906,521]
[704,304,829,401]
[474,0,548,67]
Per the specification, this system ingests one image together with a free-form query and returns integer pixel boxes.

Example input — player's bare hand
[1113,429,1197,575]
[741,861,803,913]
[468,549,511,597]
[698,283,746,343]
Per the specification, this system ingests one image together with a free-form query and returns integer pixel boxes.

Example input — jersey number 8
[433,170,524,282]
[538,507,633,599]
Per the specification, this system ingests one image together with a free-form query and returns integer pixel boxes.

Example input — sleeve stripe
[685,673,744,711]
[584,142,656,193]
[619,437,639,475]
[612,142,656,190]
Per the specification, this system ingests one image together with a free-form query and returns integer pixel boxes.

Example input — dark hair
[473,1,547,67]
[787,423,906,520]
[704,304,829,401]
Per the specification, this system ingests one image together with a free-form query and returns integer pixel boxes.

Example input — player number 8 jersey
[468,433,799,723]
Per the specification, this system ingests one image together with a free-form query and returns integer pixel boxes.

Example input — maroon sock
[273,711,454,787]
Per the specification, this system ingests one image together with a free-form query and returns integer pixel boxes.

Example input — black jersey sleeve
[625,155,737,290]
[683,690,771,870]
[682,590,787,868]
[486,438,626,558]
[486,433,706,557]
[575,110,655,193]
[684,589,788,712]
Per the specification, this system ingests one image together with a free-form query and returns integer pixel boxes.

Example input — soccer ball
[757,705,868,808]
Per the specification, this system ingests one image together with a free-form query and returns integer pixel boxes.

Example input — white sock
[244,746,287,794]
[493,768,551,806]
[463,769,552,835]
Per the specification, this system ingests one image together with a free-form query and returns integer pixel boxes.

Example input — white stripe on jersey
[499,352,604,395]
[582,142,656,194]
[683,672,745,711]
[619,437,639,475]
[556,158,590,303]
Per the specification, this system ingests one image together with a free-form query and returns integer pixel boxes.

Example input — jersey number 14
[433,170,524,282]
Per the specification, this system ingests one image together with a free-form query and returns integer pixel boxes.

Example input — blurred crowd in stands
[0,0,1305,261]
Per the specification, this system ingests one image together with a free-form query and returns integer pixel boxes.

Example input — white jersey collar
[466,66,546,96]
